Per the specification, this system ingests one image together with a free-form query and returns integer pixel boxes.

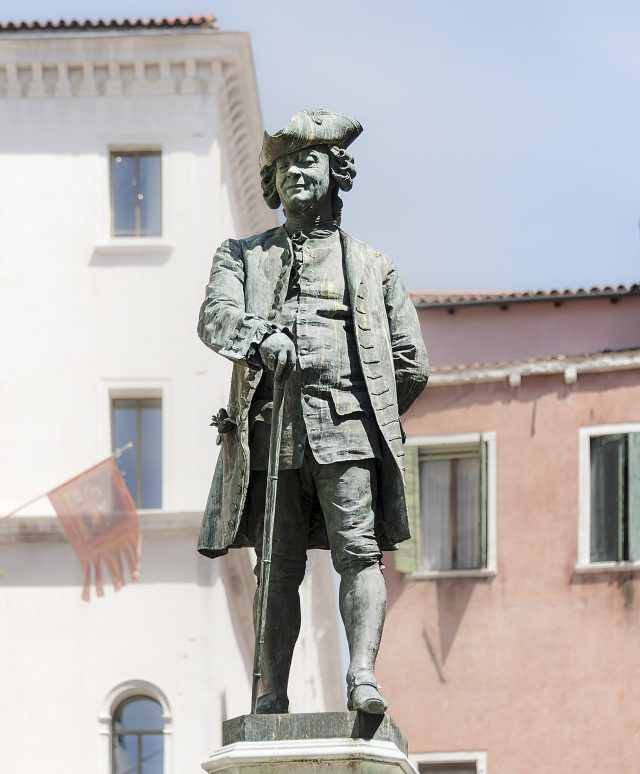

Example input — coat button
[227,519,235,529]
[268,311,276,320]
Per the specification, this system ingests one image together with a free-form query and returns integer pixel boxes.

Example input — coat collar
[262,225,368,298]
[340,229,367,301]
[266,225,291,261]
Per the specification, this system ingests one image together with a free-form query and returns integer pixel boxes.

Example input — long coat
[197,226,429,558]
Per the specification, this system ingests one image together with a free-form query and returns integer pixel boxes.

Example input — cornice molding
[0,30,276,236]
[0,55,224,99]
[0,510,201,542]
[429,348,640,387]
[218,61,275,236]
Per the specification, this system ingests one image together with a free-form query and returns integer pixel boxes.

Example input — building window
[112,696,164,774]
[111,150,162,237]
[413,752,487,773]
[589,432,640,563]
[420,442,487,571]
[396,433,496,577]
[112,397,162,509]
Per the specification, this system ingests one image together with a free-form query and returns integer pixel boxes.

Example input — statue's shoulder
[339,230,389,265]
[237,226,283,253]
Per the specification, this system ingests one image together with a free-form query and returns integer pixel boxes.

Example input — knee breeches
[249,448,381,593]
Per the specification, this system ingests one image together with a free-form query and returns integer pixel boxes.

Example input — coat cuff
[218,315,281,369]
[396,374,429,415]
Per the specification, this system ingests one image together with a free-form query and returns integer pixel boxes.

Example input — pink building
[379,284,640,773]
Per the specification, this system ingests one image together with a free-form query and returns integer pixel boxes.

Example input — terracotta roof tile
[412,283,640,308]
[0,14,218,33]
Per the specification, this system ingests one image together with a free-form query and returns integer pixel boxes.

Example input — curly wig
[259,145,356,226]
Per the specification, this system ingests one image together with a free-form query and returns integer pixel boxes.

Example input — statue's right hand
[259,332,296,382]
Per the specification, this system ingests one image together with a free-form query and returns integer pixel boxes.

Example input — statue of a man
[197,110,428,715]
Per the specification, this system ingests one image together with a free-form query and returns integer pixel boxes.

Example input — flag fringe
[81,530,141,602]
[81,562,91,603]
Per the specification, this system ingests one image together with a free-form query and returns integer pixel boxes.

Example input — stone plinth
[202,712,418,773]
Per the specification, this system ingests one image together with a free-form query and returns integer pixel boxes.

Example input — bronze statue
[197,110,428,715]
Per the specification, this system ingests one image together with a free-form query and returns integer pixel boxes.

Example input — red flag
[48,457,141,601]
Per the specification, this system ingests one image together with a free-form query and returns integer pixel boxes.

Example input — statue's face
[274,145,331,214]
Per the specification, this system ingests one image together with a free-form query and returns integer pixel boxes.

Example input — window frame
[98,680,172,774]
[112,695,164,774]
[110,149,163,238]
[111,395,163,510]
[412,750,488,774]
[94,142,174,256]
[100,381,170,512]
[403,432,497,580]
[577,422,640,573]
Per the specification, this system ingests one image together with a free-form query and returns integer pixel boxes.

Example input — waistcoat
[250,228,380,469]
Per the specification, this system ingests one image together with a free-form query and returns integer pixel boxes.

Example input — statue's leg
[339,562,386,707]
[251,468,308,713]
[314,459,388,713]
[253,590,300,712]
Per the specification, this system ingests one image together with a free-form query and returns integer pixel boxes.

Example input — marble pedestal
[202,712,418,773]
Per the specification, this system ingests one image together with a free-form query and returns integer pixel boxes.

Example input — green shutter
[628,433,640,561]
[395,445,422,573]
[590,434,625,562]
[479,439,488,568]
[420,444,480,462]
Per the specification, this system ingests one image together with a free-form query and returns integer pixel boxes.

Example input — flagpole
[0,442,133,523]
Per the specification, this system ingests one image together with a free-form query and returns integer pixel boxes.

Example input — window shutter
[479,439,488,568]
[590,434,625,562]
[628,433,640,561]
[420,444,480,461]
[395,445,422,573]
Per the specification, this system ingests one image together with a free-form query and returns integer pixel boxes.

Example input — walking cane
[251,368,287,713]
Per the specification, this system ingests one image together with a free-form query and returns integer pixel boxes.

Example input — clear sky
[2,0,640,291]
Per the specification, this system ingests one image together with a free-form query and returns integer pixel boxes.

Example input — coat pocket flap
[329,388,368,417]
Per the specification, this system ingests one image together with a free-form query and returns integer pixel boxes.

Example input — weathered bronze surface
[197,109,428,715]
[223,712,408,756]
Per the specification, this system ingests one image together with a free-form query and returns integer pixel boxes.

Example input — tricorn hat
[259,109,363,170]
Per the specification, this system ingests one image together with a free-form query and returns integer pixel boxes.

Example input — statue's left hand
[259,332,296,382]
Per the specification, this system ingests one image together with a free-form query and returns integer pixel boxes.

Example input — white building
[0,15,343,773]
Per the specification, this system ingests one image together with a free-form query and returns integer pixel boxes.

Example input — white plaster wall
[0,88,230,515]
[0,533,250,772]
[0,29,340,773]
[0,30,254,773]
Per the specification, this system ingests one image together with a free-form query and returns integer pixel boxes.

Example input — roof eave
[0,15,219,35]
[429,347,640,387]
[413,287,640,310]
